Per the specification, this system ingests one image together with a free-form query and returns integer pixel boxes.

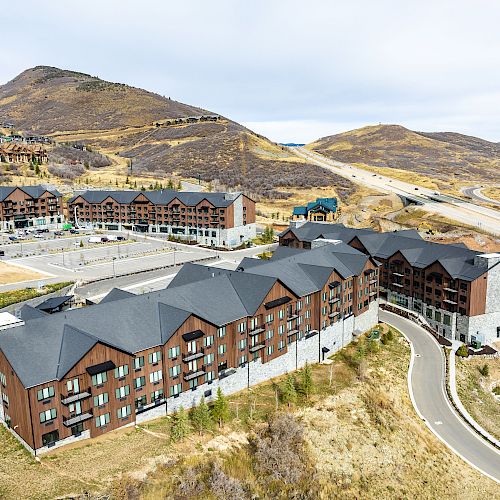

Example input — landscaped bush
[456,344,469,358]
[478,364,489,377]
[0,282,73,309]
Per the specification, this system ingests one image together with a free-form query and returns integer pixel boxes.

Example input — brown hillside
[0,66,356,200]
[308,124,500,189]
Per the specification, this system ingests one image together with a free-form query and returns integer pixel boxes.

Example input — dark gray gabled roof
[99,288,135,304]
[68,189,240,208]
[35,295,72,312]
[0,185,61,202]
[18,304,48,321]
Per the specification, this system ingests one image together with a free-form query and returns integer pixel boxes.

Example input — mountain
[308,124,500,187]
[0,66,355,200]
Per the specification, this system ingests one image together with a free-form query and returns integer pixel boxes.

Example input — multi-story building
[0,185,64,230]
[279,221,500,346]
[68,190,256,248]
[0,143,48,164]
[0,241,379,454]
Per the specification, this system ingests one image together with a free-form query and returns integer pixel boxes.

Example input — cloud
[0,0,499,142]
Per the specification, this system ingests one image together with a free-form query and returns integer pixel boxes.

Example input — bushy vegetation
[49,145,111,169]
[0,282,73,309]
[456,344,469,358]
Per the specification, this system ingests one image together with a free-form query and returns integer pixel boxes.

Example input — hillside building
[292,197,338,222]
[68,190,256,248]
[279,221,500,346]
[0,242,379,454]
[0,143,48,164]
[0,185,64,230]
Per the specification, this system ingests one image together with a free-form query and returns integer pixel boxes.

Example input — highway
[291,147,500,236]
[381,310,500,483]
[462,186,500,207]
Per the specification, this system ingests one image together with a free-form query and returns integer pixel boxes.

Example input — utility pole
[112,257,116,278]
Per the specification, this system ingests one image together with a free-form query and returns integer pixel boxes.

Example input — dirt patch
[0,261,46,284]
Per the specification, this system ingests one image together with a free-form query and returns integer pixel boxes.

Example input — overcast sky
[1,0,499,143]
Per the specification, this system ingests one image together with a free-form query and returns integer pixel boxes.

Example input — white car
[34,234,44,239]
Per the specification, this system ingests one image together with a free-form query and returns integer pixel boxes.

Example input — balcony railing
[249,343,266,353]
[60,388,92,405]
[182,348,205,363]
[248,327,265,336]
[63,410,93,427]
[183,368,206,381]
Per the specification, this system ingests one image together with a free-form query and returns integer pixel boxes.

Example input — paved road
[291,147,500,236]
[381,310,500,483]
[462,186,500,207]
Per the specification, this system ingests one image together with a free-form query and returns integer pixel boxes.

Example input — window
[37,386,55,401]
[267,345,274,356]
[322,306,327,316]
[322,291,327,301]
[168,346,180,359]
[117,405,131,419]
[69,401,82,416]
[169,365,181,377]
[296,301,303,311]
[204,353,215,365]
[305,310,311,319]
[66,378,79,394]
[443,314,451,326]
[265,313,274,323]
[278,308,285,320]
[278,324,285,335]
[250,317,258,330]
[266,329,274,340]
[150,370,163,384]
[305,294,311,305]
[204,335,214,347]
[218,325,227,337]
[39,408,57,423]
[134,356,144,370]
[239,338,247,350]
[237,322,245,333]
[434,311,441,322]
[278,339,285,351]
[189,378,198,389]
[151,389,164,402]
[115,385,130,400]
[134,376,146,389]
[0,372,6,387]
[170,384,181,397]
[94,392,109,407]
[135,395,147,409]
[114,365,129,379]
[426,308,432,319]
[92,372,107,386]
[149,351,162,364]
[205,370,214,383]
[95,413,110,428]
[239,354,247,366]
[218,344,227,355]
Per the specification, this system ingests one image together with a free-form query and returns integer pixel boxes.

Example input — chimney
[474,253,500,269]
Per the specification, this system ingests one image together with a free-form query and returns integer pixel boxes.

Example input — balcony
[287,329,299,336]
[391,282,403,288]
[392,272,404,277]
[63,410,93,428]
[182,348,204,363]
[443,298,457,305]
[248,327,265,336]
[329,297,340,304]
[369,279,378,285]
[287,313,298,321]
[328,311,340,318]
[249,343,266,353]
[184,368,206,381]
[369,291,377,296]
[443,287,457,293]
[61,388,92,405]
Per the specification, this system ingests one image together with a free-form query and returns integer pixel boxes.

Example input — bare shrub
[209,461,246,500]
[175,464,205,498]
[48,163,85,179]
[252,413,307,484]
[49,145,111,168]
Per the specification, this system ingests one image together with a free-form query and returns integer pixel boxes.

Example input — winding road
[462,186,500,207]
[380,310,500,484]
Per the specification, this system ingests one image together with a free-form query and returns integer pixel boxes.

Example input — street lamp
[112,257,117,278]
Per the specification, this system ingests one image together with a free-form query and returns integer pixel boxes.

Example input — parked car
[54,231,64,236]
[69,229,79,234]
[8,235,17,241]
[34,234,44,239]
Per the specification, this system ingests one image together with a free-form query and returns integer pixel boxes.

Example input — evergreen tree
[171,406,191,441]
[281,373,297,407]
[125,175,129,184]
[212,387,230,428]
[167,178,174,189]
[300,362,314,399]
[177,181,182,191]
[191,396,212,435]
[34,164,41,176]
[133,180,137,188]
